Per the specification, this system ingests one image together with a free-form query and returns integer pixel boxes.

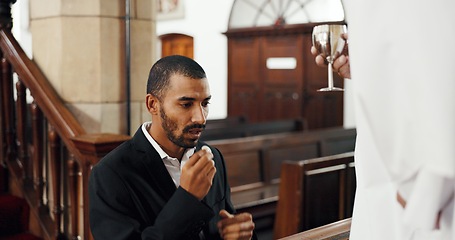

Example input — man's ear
[146,94,159,115]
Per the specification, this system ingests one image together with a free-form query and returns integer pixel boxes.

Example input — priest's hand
[396,191,442,229]
[311,33,351,79]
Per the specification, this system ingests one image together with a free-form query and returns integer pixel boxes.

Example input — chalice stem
[328,62,334,89]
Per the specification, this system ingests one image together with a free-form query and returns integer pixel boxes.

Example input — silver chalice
[312,24,347,91]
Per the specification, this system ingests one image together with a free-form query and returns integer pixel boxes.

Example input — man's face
[157,74,211,148]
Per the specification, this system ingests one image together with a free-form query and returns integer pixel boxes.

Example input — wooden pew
[209,127,356,188]
[200,118,306,141]
[273,152,356,239]
[205,127,356,233]
[278,218,351,240]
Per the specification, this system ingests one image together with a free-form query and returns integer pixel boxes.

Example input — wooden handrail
[0,29,86,160]
[0,26,130,240]
[278,218,351,240]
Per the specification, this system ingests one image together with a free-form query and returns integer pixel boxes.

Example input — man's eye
[182,103,192,108]
[202,101,211,107]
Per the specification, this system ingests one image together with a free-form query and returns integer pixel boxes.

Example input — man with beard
[89,55,256,240]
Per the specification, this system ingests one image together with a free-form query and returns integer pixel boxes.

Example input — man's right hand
[180,146,216,200]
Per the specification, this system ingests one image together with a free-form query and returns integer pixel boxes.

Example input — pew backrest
[207,127,356,190]
[273,151,356,239]
[264,127,356,183]
[205,128,356,233]
[200,118,305,141]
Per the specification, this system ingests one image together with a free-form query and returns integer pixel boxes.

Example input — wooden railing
[0,9,130,240]
[278,218,351,240]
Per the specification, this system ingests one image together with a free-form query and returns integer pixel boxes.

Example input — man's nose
[192,105,207,124]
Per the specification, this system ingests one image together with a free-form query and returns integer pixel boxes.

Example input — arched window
[228,0,344,29]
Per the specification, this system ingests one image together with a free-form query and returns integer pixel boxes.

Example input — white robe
[343,0,455,239]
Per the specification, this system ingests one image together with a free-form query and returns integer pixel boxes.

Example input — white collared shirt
[141,122,195,188]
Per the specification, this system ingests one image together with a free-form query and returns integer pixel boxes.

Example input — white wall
[156,0,234,119]
[12,0,32,58]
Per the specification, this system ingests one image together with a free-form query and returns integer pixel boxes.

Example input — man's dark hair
[146,55,207,100]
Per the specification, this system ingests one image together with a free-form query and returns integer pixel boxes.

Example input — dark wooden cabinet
[225,23,344,129]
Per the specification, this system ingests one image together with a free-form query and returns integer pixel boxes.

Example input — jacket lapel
[130,127,177,201]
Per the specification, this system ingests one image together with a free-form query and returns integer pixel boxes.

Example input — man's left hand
[217,210,255,240]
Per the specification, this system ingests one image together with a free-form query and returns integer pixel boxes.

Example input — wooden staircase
[0,1,130,239]
[0,163,42,240]
[0,193,42,239]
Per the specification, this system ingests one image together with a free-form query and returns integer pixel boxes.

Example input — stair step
[0,194,42,240]
[0,232,43,240]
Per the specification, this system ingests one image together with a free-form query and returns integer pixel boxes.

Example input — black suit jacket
[89,127,247,240]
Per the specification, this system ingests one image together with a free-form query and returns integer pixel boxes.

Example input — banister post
[0,0,15,166]
[71,133,130,240]
[0,0,16,30]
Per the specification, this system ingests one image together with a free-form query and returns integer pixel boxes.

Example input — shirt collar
[141,121,195,160]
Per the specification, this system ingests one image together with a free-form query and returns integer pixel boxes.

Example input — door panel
[160,33,193,58]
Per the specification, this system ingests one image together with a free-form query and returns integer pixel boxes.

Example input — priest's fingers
[311,46,327,67]
[333,55,351,79]
[396,191,407,208]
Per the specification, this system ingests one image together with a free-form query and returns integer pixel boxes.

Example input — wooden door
[160,33,194,58]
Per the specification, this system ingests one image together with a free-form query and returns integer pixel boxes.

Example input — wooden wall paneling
[260,35,303,86]
[262,89,301,121]
[226,23,344,128]
[260,35,303,121]
[227,37,261,122]
[302,93,344,129]
[229,86,259,122]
